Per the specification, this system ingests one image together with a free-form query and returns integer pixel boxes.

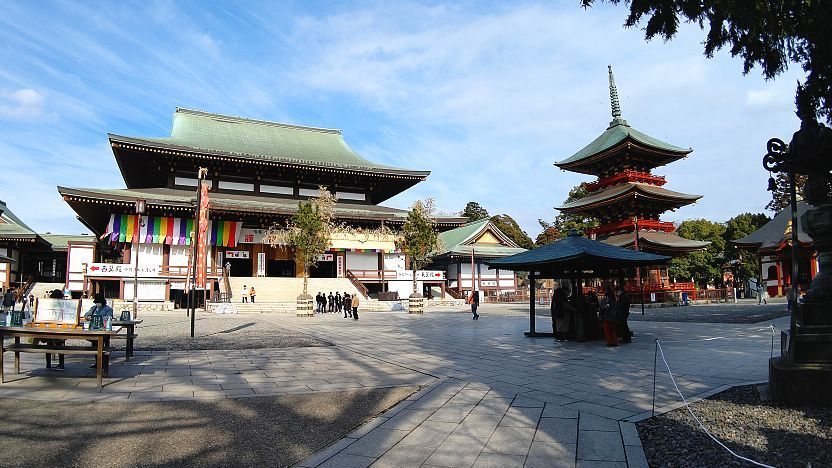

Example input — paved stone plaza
[0,304,785,467]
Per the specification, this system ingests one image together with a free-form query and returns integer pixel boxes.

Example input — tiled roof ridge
[174,107,342,135]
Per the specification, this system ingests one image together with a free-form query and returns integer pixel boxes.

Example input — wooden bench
[0,327,116,387]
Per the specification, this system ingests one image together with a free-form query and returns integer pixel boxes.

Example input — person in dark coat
[599,287,618,347]
[334,292,341,313]
[343,292,352,318]
[616,286,632,343]
[551,287,568,341]
[327,292,334,313]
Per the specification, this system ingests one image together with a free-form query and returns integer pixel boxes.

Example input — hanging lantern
[767,175,777,192]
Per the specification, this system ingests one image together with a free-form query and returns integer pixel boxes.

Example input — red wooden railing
[585,170,667,192]
[588,219,676,236]
[160,265,223,277]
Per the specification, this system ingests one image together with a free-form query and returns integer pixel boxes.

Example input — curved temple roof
[733,201,812,251]
[557,183,701,212]
[109,108,429,178]
[602,231,711,252]
[435,218,527,258]
[556,66,691,172]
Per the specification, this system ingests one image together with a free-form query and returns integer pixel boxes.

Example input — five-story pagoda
[555,67,709,299]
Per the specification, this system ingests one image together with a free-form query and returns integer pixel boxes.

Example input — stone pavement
[0,305,785,467]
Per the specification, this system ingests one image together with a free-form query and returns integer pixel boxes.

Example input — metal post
[652,339,658,416]
[788,167,799,335]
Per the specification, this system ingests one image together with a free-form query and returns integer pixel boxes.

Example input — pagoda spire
[608,65,629,128]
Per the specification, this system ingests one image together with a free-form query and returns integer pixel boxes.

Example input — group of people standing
[550,284,632,346]
[315,291,359,320]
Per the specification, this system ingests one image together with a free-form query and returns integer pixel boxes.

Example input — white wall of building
[384,254,405,271]
[67,244,94,292]
[130,244,164,268]
[169,245,190,267]
[346,252,378,271]
[123,279,167,301]
[386,279,422,298]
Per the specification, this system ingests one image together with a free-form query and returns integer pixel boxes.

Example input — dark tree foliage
[766,172,807,211]
[537,183,600,241]
[491,214,535,250]
[535,221,561,246]
[461,201,490,221]
[724,212,771,283]
[582,0,832,123]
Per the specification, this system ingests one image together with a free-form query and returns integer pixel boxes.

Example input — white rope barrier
[655,340,775,468]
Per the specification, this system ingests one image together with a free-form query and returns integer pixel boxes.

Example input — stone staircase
[227,276,363,303]
[28,282,65,298]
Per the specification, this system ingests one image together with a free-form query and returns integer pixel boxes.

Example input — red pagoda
[555,66,709,300]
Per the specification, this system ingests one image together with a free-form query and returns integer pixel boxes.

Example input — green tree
[265,187,336,297]
[766,173,807,212]
[490,214,534,249]
[397,199,441,297]
[668,219,724,288]
[538,183,599,240]
[582,0,832,123]
[535,220,561,246]
[724,212,771,284]
[461,201,490,221]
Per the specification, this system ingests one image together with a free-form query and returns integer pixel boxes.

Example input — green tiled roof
[110,108,429,177]
[557,66,690,169]
[557,183,701,212]
[557,122,691,167]
[0,199,37,239]
[436,218,526,258]
[40,234,95,250]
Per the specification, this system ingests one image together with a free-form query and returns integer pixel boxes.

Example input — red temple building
[555,67,709,301]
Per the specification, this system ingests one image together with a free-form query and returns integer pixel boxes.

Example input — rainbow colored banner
[103,215,241,247]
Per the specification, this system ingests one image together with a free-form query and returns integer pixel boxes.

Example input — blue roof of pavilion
[487,232,669,275]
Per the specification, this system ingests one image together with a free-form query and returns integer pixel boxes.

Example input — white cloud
[0,88,47,120]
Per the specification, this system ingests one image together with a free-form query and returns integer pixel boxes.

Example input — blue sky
[0,1,805,238]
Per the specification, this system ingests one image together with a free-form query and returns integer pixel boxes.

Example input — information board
[34,299,81,326]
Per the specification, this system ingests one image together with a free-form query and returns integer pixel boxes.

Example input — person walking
[469,289,479,320]
[599,287,618,347]
[249,286,256,303]
[616,286,632,343]
[240,285,248,303]
[755,280,767,305]
[351,293,360,320]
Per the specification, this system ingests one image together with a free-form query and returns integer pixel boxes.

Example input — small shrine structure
[555,67,709,301]
[733,201,816,297]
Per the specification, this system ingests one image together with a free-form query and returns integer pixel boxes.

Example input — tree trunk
[303,269,309,295]
[412,269,418,295]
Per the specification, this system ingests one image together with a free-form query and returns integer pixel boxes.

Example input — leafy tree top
[398,199,441,271]
[583,0,832,123]
[461,201,490,221]
[265,186,335,273]
[490,214,534,250]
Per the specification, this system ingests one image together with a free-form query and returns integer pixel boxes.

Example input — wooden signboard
[33,298,82,328]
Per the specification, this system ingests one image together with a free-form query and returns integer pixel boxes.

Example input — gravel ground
[638,385,832,468]
[0,386,417,468]
[112,313,332,351]
[628,303,789,324]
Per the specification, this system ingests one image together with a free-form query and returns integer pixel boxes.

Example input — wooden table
[112,319,142,360]
[0,326,117,388]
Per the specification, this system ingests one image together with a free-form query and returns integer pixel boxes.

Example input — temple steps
[227,276,362,303]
